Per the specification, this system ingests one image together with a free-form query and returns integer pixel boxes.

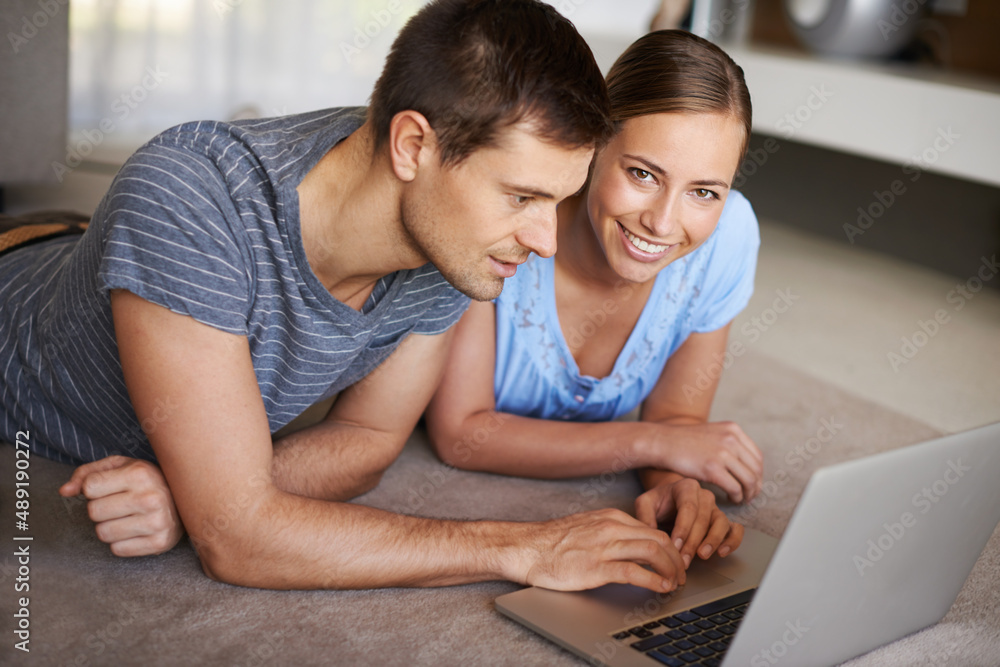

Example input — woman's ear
[387,110,438,182]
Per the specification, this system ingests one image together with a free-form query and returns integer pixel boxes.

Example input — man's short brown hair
[370,0,613,166]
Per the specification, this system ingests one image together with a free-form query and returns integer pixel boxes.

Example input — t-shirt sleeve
[691,190,761,334]
[407,266,471,336]
[96,142,253,335]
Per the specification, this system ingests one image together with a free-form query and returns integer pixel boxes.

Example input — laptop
[496,421,1000,667]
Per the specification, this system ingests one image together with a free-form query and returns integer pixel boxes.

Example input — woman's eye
[629,168,654,182]
[694,188,718,200]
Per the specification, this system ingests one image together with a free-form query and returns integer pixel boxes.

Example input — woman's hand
[635,474,743,568]
[59,456,184,556]
[641,421,763,504]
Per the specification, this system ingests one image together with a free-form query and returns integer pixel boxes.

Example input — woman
[425,29,764,568]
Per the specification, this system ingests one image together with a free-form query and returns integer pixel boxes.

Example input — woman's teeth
[623,227,668,253]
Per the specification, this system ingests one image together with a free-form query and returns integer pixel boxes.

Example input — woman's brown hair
[605,30,752,162]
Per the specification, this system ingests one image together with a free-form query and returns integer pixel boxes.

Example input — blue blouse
[493,190,759,422]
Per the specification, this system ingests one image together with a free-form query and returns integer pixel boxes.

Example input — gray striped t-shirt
[0,107,469,465]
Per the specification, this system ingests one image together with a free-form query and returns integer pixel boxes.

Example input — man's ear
[388,110,437,183]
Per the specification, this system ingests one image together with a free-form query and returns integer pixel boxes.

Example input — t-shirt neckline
[278,110,405,323]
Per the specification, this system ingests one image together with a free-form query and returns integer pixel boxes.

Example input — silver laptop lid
[721,421,1000,667]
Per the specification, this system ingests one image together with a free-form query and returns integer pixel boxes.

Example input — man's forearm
[271,420,405,500]
[192,485,526,589]
[191,486,685,594]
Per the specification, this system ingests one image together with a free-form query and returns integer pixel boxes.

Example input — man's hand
[517,508,686,594]
[634,475,743,568]
[59,456,184,556]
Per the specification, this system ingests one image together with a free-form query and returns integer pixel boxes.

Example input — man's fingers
[86,487,168,523]
[523,510,690,593]
[95,516,181,557]
[603,539,685,590]
[579,511,686,586]
[58,477,81,497]
[607,560,680,594]
[59,455,131,497]
[108,534,177,558]
[81,459,159,500]
[606,537,686,588]
[92,513,168,546]
[86,492,135,524]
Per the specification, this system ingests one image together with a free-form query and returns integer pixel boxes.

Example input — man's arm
[58,319,448,550]
[109,289,685,591]
[58,455,182,556]
[268,321,456,501]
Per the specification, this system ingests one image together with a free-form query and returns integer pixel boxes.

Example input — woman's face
[585,112,745,285]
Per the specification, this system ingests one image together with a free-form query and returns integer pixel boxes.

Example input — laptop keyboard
[611,588,756,667]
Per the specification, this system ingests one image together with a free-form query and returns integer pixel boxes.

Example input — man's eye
[511,195,531,207]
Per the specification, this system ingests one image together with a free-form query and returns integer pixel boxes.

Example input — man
[1,0,686,593]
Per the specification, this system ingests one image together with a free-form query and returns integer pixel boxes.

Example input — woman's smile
[617,221,675,261]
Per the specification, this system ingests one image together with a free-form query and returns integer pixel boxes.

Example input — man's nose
[517,206,558,259]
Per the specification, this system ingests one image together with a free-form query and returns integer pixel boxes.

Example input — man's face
[400,121,595,301]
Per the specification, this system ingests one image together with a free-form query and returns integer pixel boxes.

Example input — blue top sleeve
[691,191,760,333]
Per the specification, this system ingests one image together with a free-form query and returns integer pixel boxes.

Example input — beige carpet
[2,349,997,666]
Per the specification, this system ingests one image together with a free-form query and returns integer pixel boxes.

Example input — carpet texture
[1,349,997,666]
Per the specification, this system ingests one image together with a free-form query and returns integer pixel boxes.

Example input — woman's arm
[426,303,751,565]
[623,324,762,567]
[426,303,762,500]
[425,300,663,478]
[637,323,763,504]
